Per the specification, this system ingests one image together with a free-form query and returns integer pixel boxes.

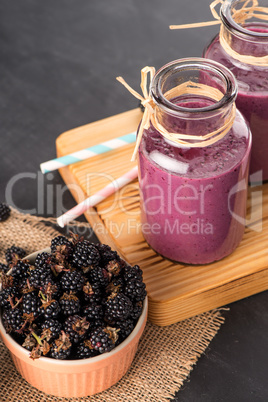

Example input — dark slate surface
[0,1,267,401]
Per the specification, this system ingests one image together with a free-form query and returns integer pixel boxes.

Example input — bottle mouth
[150,58,237,117]
[221,0,268,40]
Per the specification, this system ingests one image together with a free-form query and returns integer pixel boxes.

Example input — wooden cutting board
[56,108,268,326]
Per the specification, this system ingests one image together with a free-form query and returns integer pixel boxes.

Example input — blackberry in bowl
[0,235,147,397]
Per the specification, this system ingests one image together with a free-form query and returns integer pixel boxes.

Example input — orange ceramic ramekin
[0,250,148,398]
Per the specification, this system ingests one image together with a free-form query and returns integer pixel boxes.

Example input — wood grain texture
[56,108,268,326]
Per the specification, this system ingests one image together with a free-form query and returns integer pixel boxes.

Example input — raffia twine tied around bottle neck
[116,67,236,161]
[170,0,268,67]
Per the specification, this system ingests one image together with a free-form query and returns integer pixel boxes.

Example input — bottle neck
[154,96,234,139]
[151,59,237,143]
[220,0,268,59]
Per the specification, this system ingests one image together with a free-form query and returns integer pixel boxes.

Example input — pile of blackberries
[0,203,11,222]
[0,234,146,360]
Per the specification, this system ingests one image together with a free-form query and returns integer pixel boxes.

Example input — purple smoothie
[138,100,251,265]
[204,25,268,181]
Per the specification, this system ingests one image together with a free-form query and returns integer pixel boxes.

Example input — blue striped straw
[40,132,136,174]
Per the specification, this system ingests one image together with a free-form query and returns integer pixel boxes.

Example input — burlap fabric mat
[0,209,226,402]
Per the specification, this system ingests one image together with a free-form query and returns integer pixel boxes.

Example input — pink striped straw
[57,166,138,228]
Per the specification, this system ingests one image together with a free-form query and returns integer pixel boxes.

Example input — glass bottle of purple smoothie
[203,0,268,181]
[138,58,252,264]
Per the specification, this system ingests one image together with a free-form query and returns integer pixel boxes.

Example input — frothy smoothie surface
[143,124,248,179]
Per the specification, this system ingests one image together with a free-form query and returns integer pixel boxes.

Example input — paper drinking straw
[40,132,136,174]
[57,166,138,228]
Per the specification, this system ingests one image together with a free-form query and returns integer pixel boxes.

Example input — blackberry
[88,266,110,290]
[0,287,20,308]
[22,292,41,319]
[0,262,9,274]
[111,276,125,288]
[105,277,124,295]
[114,318,135,342]
[64,315,89,344]
[34,252,52,271]
[76,339,99,359]
[51,235,72,253]
[10,260,30,281]
[89,319,105,331]
[60,270,84,293]
[29,257,53,289]
[83,301,103,322]
[131,301,143,320]
[3,307,24,332]
[20,277,36,295]
[29,269,53,289]
[124,278,147,302]
[96,243,119,266]
[50,332,72,360]
[60,292,81,316]
[89,326,118,354]
[71,240,101,271]
[5,245,26,265]
[82,281,102,304]
[41,319,62,341]
[52,238,73,268]
[0,288,11,308]
[104,292,133,321]
[123,264,143,282]
[33,252,53,278]
[0,203,11,222]
[39,299,61,319]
